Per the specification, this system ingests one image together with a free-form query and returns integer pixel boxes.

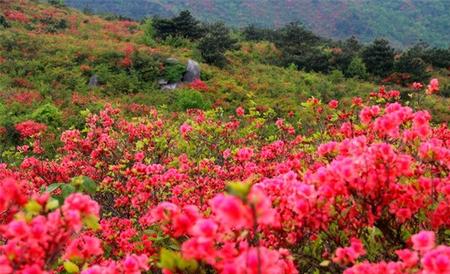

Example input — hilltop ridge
[65,0,450,48]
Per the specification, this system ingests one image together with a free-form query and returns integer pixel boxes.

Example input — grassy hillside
[65,0,450,48]
[0,0,448,137]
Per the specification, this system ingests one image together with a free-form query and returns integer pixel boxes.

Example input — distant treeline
[139,10,449,85]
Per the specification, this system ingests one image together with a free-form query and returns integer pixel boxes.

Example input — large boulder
[183,59,201,83]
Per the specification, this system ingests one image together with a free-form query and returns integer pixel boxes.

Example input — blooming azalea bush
[0,2,448,272]
[0,79,449,273]
[189,79,209,92]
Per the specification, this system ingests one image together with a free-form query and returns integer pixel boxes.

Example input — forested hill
[65,0,450,48]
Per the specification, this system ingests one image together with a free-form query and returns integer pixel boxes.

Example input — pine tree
[361,39,395,77]
[153,10,204,41]
[198,23,239,67]
[274,22,329,72]
[395,52,430,83]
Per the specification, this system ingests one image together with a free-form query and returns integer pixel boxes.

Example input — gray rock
[88,75,99,87]
[183,59,201,83]
[158,79,169,85]
[165,57,180,64]
[161,83,179,91]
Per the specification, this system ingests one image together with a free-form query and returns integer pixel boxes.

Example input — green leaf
[178,257,198,272]
[71,176,84,186]
[25,200,42,215]
[63,260,79,273]
[136,140,145,150]
[61,184,76,198]
[46,183,62,193]
[83,214,100,231]
[160,248,177,270]
[80,109,91,118]
[159,248,198,272]
[81,177,97,194]
[226,181,251,200]
[45,198,59,211]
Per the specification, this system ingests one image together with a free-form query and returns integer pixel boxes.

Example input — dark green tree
[361,39,395,77]
[48,0,65,7]
[331,36,362,72]
[153,10,204,41]
[394,51,430,83]
[152,17,175,40]
[198,23,239,67]
[171,10,204,39]
[274,22,329,72]
[242,24,276,41]
[423,47,450,69]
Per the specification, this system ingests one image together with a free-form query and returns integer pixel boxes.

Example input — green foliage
[346,57,368,80]
[0,103,21,154]
[43,18,68,33]
[45,176,97,204]
[159,248,198,273]
[274,22,329,73]
[440,83,450,98]
[362,39,395,77]
[198,23,239,67]
[329,69,344,84]
[153,10,204,41]
[63,261,79,273]
[164,63,185,83]
[48,0,66,7]
[0,15,11,28]
[175,89,210,111]
[131,51,162,83]
[93,51,162,93]
[161,35,192,48]
[242,24,276,41]
[106,71,141,93]
[227,181,251,201]
[395,52,430,83]
[422,47,450,69]
[0,103,6,126]
[331,36,362,73]
[31,103,62,128]
[141,18,156,46]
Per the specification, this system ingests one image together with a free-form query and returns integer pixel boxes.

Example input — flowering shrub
[14,120,47,138]
[189,79,209,92]
[427,78,440,95]
[0,2,448,272]
[120,43,135,68]
[4,10,29,23]
[0,77,448,274]
[345,231,450,274]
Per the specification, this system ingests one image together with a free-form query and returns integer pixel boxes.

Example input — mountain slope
[65,0,450,48]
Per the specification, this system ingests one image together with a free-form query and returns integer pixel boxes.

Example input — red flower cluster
[189,79,209,91]
[0,90,448,273]
[9,91,42,106]
[120,43,135,68]
[4,10,29,23]
[345,231,449,274]
[15,120,47,138]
